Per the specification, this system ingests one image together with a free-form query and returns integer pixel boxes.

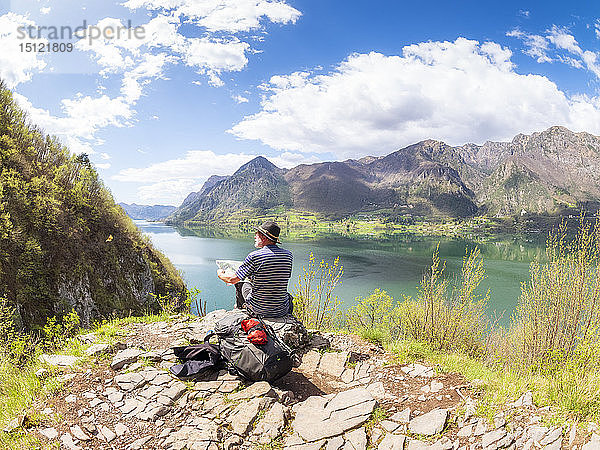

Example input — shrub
[0,297,36,365]
[149,292,179,316]
[42,308,80,351]
[346,289,395,340]
[396,245,490,355]
[505,219,600,373]
[185,287,206,317]
[292,252,343,330]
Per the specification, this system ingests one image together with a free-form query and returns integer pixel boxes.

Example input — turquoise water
[136,221,545,323]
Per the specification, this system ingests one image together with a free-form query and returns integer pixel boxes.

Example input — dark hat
[256,221,281,243]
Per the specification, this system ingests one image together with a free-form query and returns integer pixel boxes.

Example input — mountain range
[119,203,177,221]
[166,126,600,224]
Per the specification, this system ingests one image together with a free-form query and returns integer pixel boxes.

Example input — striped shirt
[235,244,293,317]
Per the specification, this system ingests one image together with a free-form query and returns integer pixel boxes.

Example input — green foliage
[395,245,490,355]
[372,217,600,421]
[185,287,207,317]
[42,309,80,350]
[346,289,395,343]
[347,288,394,331]
[364,406,388,434]
[292,252,343,330]
[0,80,185,329]
[503,219,600,373]
[0,297,35,365]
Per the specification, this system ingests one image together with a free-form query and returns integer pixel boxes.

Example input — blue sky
[1,0,600,205]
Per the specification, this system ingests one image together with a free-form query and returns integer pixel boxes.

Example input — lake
[136,221,546,323]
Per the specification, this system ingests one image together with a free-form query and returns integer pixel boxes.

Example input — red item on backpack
[241,318,260,333]
[247,329,268,345]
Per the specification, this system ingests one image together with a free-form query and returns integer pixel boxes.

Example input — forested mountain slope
[0,81,186,329]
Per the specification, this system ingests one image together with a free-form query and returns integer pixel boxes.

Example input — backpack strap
[203,330,217,344]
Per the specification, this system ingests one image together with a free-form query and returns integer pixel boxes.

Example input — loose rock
[408,408,448,436]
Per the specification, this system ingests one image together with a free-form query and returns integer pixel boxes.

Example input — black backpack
[211,309,294,382]
[170,343,223,380]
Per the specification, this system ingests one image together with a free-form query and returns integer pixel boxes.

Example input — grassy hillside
[0,81,186,329]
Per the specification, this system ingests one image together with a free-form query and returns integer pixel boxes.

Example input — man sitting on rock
[217,221,293,318]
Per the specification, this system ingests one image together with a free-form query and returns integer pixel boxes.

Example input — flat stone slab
[390,407,411,423]
[252,402,287,444]
[39,427,59,440]
[85,343,112,357]
[317,351,348,378]
[345,428,367,450]
[111,347,143,370]
[228,397,272,435]
[582,434,600,450]
[228,381,274,401]
[408,409,448,436]
[298,350,321,375]
[114,372,146,391]
[163,420,219,449]
[40,354,82,367]
[401,363,434,377]
[378,434,406,450]
[293,388,377,442]
[482,429,506,448]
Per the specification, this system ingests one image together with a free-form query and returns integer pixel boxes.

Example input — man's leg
[234,281,252,309]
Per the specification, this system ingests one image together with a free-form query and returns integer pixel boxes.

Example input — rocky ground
[26,310,600,450]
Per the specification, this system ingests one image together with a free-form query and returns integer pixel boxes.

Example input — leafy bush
[42,309,80,350]
[503,219,600,374]
[292,252,343,330]
[395,245,490,355]
[346,289,395,340]
[185,287,206,317]
[0,297,36,365]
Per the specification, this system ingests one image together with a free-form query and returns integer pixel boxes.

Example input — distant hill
[180,175,229,207]
[168,126,600,225]
[167,156,291,224]
[119,203,177,221]
[0,81,186,329]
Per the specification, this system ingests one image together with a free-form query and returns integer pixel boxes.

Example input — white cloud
[95,163,111,169]
[230,38,600,158]
[507,29,551,62]
[6,0,300,161]
[114,150,255,204]
[113,149,320,204]
[122,0,301,33]
[269,151,322,168]
[0,13,47,87]
[100,153,111,160]
[232,94,249,103]
[40,7,51,15]
[13,92,135,155]
[547,26,582,54]
[137,179,204,205]
[114,150,255,182]
[595,20,600,39]
[509,25,600,78]
[74,2,298,88]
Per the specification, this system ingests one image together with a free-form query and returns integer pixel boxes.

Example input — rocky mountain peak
[235,156,280,174]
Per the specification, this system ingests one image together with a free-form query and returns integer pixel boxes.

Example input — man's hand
[217,269,240,285]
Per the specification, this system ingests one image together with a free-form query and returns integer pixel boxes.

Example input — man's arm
[217,269,240,284]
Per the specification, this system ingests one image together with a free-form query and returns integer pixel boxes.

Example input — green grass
[385,337,598,424]
[364,406,388,433]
